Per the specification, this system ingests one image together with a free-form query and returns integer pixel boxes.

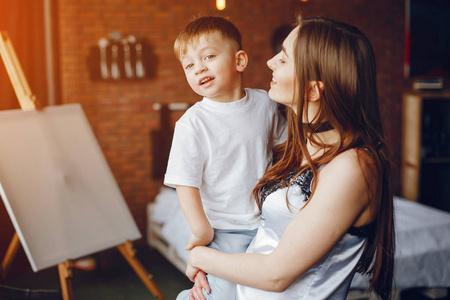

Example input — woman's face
[267,26,298,113]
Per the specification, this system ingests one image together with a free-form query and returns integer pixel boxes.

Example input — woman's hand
[186,246,203,281]
[189,271,210,300]
[186,258,200,282]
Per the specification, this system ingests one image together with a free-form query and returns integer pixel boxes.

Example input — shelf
[402,92,450,203]
[422,157,450,164]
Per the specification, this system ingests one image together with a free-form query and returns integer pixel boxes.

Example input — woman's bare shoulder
[325,148,376,173]
[318,148,379,194]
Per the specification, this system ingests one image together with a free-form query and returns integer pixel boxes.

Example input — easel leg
[58,261,74,300]
[117,242,164,300]
[1,232,20,280]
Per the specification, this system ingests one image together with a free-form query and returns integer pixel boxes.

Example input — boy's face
[180,31,244,102]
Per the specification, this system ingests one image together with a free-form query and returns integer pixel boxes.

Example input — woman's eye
[279,59,285,64]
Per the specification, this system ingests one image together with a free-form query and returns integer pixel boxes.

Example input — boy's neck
[206,87,246,103]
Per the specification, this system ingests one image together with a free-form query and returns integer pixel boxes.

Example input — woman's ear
[236,50,248,72]
[307,81,324,102]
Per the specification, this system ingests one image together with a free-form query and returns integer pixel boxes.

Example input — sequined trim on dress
[260,169,313,206]
[259,168,374,238]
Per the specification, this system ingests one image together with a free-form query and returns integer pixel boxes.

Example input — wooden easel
[0,31,163,300]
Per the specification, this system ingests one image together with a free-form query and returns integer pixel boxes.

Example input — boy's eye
[205,55,215,60]
[185,63,194,70]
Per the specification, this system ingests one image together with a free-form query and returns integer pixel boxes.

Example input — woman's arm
[188,150,377,292]
[176,185,214,250]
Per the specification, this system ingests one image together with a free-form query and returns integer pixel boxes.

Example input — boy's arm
[176,185,214,250]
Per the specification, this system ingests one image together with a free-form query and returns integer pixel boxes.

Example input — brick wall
[56,0,406,242]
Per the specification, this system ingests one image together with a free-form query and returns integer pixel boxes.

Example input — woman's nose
[267,55,276,70]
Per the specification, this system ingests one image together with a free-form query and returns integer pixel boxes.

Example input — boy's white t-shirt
[164,88,286,230]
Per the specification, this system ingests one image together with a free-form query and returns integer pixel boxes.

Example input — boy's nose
[195,63,207,74]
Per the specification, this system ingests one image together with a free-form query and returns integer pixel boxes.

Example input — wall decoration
[87,32,157,81]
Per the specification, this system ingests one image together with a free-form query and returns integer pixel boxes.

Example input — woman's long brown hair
[253,16,395,300]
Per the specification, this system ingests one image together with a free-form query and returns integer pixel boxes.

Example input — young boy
[164,16,286,299]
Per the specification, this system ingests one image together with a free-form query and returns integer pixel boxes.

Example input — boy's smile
[180,31,246,103]
[199,76,215,86]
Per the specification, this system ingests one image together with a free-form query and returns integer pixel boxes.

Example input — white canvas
[0,104,141,271]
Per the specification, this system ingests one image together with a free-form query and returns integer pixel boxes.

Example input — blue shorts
[176,228,257,300]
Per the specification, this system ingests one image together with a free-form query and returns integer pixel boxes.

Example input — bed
[147,187,450,299]
[147,103,450,299]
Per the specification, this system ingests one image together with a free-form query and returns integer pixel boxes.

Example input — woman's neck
[302,121,334,133]
[306,126,340,158]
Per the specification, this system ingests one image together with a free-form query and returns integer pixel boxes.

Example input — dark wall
[0,1,406,260]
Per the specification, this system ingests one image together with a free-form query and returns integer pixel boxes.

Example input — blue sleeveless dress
[236,169,372,300]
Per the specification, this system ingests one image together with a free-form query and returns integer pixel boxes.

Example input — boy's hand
[186,234,200,250]
[185,228,214,250]
[189,271,210,300]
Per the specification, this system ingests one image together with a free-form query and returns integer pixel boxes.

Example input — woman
[187,16,395,300]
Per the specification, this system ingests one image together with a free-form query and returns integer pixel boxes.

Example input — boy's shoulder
[244,88,278,110]
[244,87,269,99]
[175,100,213,129]
[176,101,201,121]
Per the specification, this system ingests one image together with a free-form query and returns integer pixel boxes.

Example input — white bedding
[352,197,450,289]
[147,187,450,290]
[148,187,191,265]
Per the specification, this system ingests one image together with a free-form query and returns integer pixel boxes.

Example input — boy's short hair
[174,16,243,61]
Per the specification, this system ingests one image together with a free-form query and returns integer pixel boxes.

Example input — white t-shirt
[164,88,286,230]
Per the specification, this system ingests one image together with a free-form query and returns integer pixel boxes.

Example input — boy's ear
[307,81,324,102]
[236,50,248,72]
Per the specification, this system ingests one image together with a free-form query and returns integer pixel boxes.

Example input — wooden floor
[1,244,448,300]
[1,244,191,300]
